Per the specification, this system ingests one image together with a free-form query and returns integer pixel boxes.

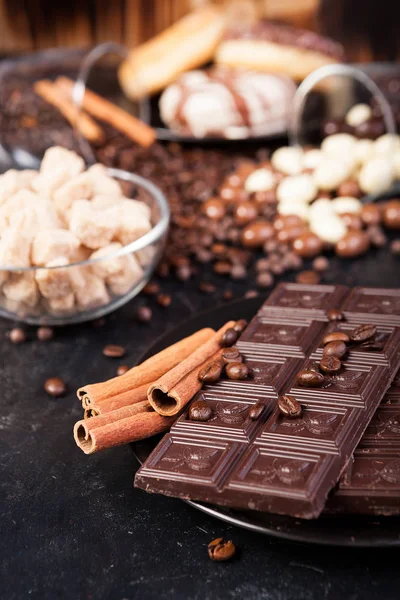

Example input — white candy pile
[0,147,152,316]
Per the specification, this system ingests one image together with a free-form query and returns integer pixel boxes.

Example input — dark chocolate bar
[327,369,400,516]
[135,285,400,519]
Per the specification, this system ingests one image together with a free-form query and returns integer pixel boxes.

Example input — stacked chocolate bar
[135,284,400,519]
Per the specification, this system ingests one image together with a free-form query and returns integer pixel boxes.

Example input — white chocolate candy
[321,133,357,157]
[277,201,309,220]
[302,149,323,170]
[271,146,303,176]
[35,257,74,299]
[308,198,335,220]
[0,228,32,267]
[69,200,117,250]
[310,214,347,244]
[31,229,80,266]
[345,103,372,128]
[354,139,375,166]
[313,157,354,191]
[331,197,362,215]
[358,157,394,195]
[374,134,400,156]
[276,174,317,205]
[2,272,39,307]
[244,168,275,193]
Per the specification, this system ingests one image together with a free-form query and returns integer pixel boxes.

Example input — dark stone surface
[1,246,400,600]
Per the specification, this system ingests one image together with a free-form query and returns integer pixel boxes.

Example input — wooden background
[0,0,399,61]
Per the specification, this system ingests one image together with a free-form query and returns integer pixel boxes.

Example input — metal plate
[133,296,400,547]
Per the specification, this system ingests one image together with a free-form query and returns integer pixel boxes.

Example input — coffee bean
[249,401,264,420]
[391,239,400,255]
[221,347,242,364]
[37,326,53,342]
[157,293,172,307]
[323,331,350,345]
[211,243,227,257]
[278,394,302,418]
[233,319,248,334]
[293,233,323,258]
[176,265,191,281]
[103,344,126,358]
[309,361,322,372]
[296,270,320,285]
[320,355,342,374]
[196,249,213,263]
[337,179,362,198]
[142,281,160,295]
[312,256,330,272]
[335,231,370,258]
[361,203,382,226]
[202,198,225,221]
[359,339,385,351]
[9,327,26,344]
[222,290,234,301]
[350,324,377,343]
[225,361,249,380]
[92,317,106,328]
[241,220,274,248]
[136,306,152,323]
[244,290,259,298]
[221,328,239,347]
[327,308,343,321]
[198,361,223,384]
[208,538,236,561]
[44,377,66,397]
[230,264,247,280]
[323,340,347,358]
[156,262,170,278]
[189,400,213,422]
[296,370,325,387]
[199,281,216,294]
[117,365,129,376]
[257,271,274,288]
[383,200,400,229]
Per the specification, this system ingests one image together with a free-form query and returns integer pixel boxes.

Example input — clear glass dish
[0,167,170,325]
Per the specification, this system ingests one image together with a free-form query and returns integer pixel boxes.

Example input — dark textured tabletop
[1,247,400,600]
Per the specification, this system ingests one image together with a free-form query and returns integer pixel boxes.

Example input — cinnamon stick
[85,383,149,416]
[34,80,104,143]
[148,321,236,416]
[74,402,173,454]
[55,76,156,148]
[77,328,215,409]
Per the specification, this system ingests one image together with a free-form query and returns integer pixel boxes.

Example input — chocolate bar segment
[135,284,400,519]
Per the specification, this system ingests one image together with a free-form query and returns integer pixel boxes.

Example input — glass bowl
[0,167,170,325]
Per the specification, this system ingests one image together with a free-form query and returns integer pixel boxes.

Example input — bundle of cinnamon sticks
[34,76,155,147]
[74,320,243,455]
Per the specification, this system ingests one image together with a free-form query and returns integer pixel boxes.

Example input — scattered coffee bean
[249,401,264,420]
[312,256,330,272]
[92,317,106,328]
[199,281,216,294]
[244,290,259,298]
[142,281,160,295]
[208,538,236,561]
[136,306,152,323]
[359,339,385,351]
[230,264,247,280]
[198,361,223,384]
[221,328,239,347]
[256,271,274,288]
[117,365,129,376]
[103,344,126,358]
[390,239,400,255]
[225,361,249,380]
[323,331,350,345]
[234,201,258,225]
[203,198,225,220]
[320,355,342,374]
[296,369,325,387]
[327,308,343,321]
[233,319,248,334]
[296,270,321,285]
[222,290,234,301]
[278,394,302,418]
[44,377,66,397]
[214,260,231,276]
[189,400,213,422]
[221,347,242,364]
[350,324,377,343]
[37,326,53,342]
[176,265,192,281]
[8,327,26,344]
[157,293,172,307]
[323,340,347,358]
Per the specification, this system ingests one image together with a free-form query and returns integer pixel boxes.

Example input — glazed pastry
[159,67,296,139]
[119,6,227,100]
[215,21,345,81]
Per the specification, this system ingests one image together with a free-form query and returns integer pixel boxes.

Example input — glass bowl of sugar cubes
[0,146,170,325]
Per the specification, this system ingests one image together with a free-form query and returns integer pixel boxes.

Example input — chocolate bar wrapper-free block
[135,284,400,519]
